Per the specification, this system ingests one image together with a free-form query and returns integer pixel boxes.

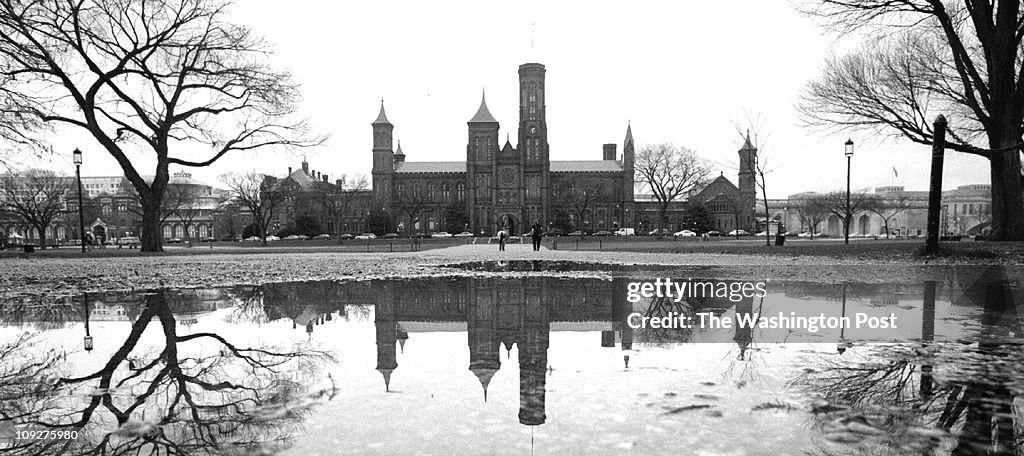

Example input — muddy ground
[1,241,1021,298]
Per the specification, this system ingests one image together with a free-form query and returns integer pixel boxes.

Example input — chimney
[335,179,343,186]
[288,166,292,175]
[323,174,329,183]
[315,170,320,179]
[301,160,309,173]
[603,144,617,161]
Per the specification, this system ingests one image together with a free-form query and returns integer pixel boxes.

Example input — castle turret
[394,140,406,164]
[372,101,394,209]
[467,91,500,234]
[738,131,757,231]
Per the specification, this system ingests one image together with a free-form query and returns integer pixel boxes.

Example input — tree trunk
[35,224,46,250]
[259,220,268,247]
[987,137,1024,240]
[140,198,164,252]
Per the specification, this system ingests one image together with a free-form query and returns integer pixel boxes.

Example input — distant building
[762,184,992,237]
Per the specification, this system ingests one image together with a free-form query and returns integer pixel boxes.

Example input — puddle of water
[0,265,1022,455]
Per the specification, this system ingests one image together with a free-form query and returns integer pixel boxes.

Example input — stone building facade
[370,62,639,236]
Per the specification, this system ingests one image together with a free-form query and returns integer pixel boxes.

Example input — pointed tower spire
[469,90,498,123]
[624,122,634,147]
[378,368,394,392]
[741,129,755,150]
[373,99,391,125]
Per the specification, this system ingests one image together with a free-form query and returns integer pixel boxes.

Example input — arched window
[427,183,436,201]
[442,183,450,202]
[456,183,465,201]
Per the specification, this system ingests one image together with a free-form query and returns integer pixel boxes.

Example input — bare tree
[817,190,877,238]
[563,176,606,233]
[317,174,368,241]
[793,195,833,239]
[864,194,914,238]
[797,0,1024,241]
[0,168,69,248]
[635,143,711,237]
[394,184,431,238]
[220,171,291,246]
[0,0,321,252]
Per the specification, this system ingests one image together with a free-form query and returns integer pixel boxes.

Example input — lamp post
[844,139,854,245]
[73,148,86,253]
[83,292,94,352]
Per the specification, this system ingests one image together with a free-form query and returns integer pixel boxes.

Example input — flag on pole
[892,167,898,179]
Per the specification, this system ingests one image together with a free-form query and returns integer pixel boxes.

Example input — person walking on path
[530,220,544,251]
[498,229,508,251]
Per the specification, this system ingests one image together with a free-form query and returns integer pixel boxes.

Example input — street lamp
[73,148,86,253]
[82,292,94,352]
[844,139,854,245]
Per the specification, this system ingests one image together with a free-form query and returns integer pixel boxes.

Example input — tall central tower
[518,63,549,226]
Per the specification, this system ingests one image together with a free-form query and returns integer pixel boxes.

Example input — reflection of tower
[468,287,500,401]
[612,278,634,368]
[375,283,398,391]
[518,283,549,427]
[733,294,754,360]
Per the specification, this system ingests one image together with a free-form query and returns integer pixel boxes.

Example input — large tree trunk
[140,197,164,252]
[987,134,1024,240]
[35,225,46,250]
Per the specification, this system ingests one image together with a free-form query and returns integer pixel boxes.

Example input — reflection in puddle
[0,265,1021,455]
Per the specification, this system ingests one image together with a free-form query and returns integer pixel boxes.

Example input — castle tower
[372,101,395,210]
[467,91,500,235]
[738,132,757,231]
[518,63,549,228]
[622,124,636,227]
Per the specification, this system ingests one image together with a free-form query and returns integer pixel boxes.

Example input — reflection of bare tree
[632,297,693,346]
[792,274,1022,455]
[1,290,334,456]
[224,286,266,324]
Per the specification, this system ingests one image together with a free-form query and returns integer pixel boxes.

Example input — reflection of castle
[261,277,631,427]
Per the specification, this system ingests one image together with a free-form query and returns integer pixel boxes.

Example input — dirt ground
[1,240,1021,298]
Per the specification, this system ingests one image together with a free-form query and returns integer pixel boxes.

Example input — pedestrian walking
[498,229,508,251]
[530,220,544,251]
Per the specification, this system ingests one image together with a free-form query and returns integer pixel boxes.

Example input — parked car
[673,230,697,238]
[567,230,584,236]
[355,233,376,240]
[593,230,613,236]
[165,237,182,244]
[648,229,672,236]
[615,228,635,236]
[727,229,751,236]
[382,233,399,239]
[797,232,821,238]
[545,228,565,237]
[454,231,474,237]
[754,231,769,237]
[338,233,354,240]
[283,235,302,241]
[244,236,261,241]
[265,235,281,242]
[431,232,452,238]
[199,237,216,243]
[117,236,141,248]
[314,233,333,240]
[706,230,723,237]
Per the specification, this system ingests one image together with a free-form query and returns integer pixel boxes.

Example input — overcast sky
[37,0,991,198]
